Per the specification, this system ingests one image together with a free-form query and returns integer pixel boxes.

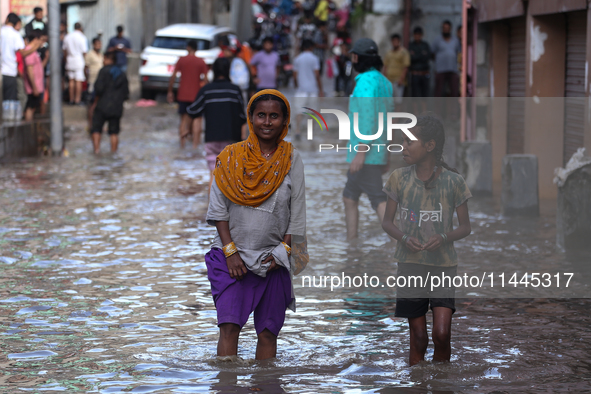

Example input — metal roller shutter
[564,11,587,165]
[507,17,526,154]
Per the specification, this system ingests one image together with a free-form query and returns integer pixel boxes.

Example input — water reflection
[0,105,589,392]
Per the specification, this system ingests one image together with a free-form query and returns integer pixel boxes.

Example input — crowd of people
[1,8,130,154]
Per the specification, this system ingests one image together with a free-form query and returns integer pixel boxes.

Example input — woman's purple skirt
[205,248,293,336]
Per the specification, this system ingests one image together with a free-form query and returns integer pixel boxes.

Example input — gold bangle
[222,242,238,258]
[282,242,291,256]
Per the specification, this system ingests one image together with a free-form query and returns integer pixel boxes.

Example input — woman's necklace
[261,146,278,159]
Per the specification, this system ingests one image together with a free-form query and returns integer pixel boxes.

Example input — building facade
[473,0,591,199]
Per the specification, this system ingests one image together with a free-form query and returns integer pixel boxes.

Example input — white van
[139,24,235,99]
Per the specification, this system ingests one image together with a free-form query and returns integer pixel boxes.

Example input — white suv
[139,24,235,99]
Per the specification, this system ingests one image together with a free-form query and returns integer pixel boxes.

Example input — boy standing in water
[90,51,129,154]
[381,115,472,365]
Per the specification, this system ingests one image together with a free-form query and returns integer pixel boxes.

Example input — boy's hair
[34,7,43,14]
[413,26,423,35]
[7,13,20,26]
[316,20,327,28]
[27,30,42,41]
[262,36,274,45]
[301,38,314,51]
[74,22,82,30]
[414,114,459,181]
[187,40,197,51]
[116,25,124,34]
[212,57,230,80]
[354,54,383,73]
[92,37,101,45]
[391,33,401,41]
[104,51,116,63]
[442,20,452,28]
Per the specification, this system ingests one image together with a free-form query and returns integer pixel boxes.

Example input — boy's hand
[166,91,174,104]
[226,253,247,280]
[404,236,423,253]
[423,234,444,252]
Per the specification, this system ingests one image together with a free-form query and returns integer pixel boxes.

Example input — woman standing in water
[205,89,308,360]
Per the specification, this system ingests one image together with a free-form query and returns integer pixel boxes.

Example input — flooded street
[1,104,590,393]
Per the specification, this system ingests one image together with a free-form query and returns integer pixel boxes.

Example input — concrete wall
[524,12,566,199]
[0,120,50,160]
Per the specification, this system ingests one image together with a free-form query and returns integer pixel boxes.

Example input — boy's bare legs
[343,197,359,240]
[179,114,192,149]
[24,107,35,122]
[408,315,429,366]
[255,329,277,360]
[218,323,241,356]
[75,80,83,104]
[92,132,101,154]
[431,307,453,362]
[192,117,202,149]
[110,134,119,153]
[68,79,75,103]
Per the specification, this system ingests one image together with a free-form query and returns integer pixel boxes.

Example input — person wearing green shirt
[343,38,394,240]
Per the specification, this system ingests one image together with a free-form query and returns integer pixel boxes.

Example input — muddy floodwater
[0,106,590,393]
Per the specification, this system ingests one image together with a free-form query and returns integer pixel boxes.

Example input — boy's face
[414,33,422,42]
[93,41,102,51]
[392,38,400,49]
[263,40,273,52]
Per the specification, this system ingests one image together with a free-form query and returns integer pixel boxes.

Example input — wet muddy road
[0,105,590,393]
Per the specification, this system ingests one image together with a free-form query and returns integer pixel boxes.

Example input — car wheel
[141,87,156,100]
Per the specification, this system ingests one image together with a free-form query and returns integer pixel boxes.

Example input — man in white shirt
[292,39,323,140]
[1,13,39,109]
[63,22,88,105]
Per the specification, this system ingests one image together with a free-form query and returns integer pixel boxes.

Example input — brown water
[0,105,590,393]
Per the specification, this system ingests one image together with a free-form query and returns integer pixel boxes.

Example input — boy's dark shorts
[395,262,457,318]
[178,101,192,115]
[92,110,121,135]
[342,164,387,211]
[2,75,18,100]
[26,94,42,110]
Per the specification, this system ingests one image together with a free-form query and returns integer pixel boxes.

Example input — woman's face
[250,100,286,144]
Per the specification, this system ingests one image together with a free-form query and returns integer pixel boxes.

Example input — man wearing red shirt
[167,40,208,149]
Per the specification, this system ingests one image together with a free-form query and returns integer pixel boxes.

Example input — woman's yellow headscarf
[213,89,293,207]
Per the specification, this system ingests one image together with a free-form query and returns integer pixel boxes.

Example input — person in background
[23,31,47,121]
[91,51,129,154]
[295,10,316,55]
[432,20,460,98]
[63,22,88,105]
[107,25,132,73]
[2,13,40,120]
[250,37,281,91]
[187,57,247,190]
[292,38,323,139]
[313,21,329,76]
[25,6,47,37]
[314,0,330,22]
[167,40,209,149]
[334,40,353,97]
[85,38,104,128]
[220,37,250,103]
[383,33,410,102]
[342,38,393,241]
[409,26,431,112]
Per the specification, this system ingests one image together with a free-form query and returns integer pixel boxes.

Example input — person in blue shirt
[107,25,132,73]
[343,38,394,240]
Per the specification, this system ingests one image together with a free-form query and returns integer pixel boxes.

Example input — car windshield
[151,36,210,50]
